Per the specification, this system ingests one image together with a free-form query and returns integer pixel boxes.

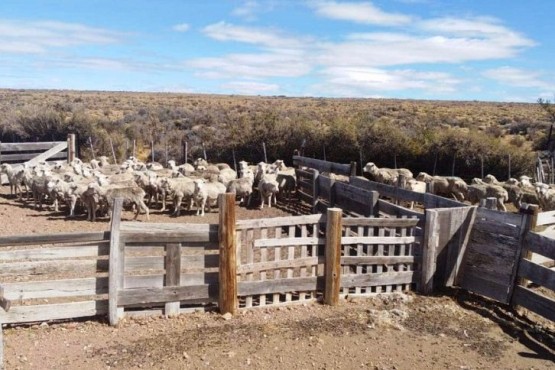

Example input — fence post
[515,204,539,289]
[349,161,357,177]
[420,209,439,294]
[108,198,123,326]
[165,243,181,316]
[219,193,237,315]
[67,134,76,163]
[479,197,497,210]
[312,169,320,213]
[324,208,342,306]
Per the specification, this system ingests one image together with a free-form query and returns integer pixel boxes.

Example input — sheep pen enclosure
[0,154,554,369]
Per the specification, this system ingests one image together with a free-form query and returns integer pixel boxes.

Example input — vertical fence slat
[286,226,295,302]
[165,243,182,316]
[420,209,439,294]
[273,226,282,304]
[108,198,123,326]
[259,228,268,306]
[324,208,342,306]
[219,193,237,315]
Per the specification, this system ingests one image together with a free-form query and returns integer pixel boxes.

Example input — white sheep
[86,182,149,221]
[258,173,279,209]
[161,177,196,216]
[192,179,226,216]
[416,172,467,201]
[466,183,508,211]
[363,162,413,186]
[226,176,254,206]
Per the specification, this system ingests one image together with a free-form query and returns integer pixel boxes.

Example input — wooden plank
[342,217,419,227]
[293,155,352,175]
[122,232,217,244]
[164,243,181,315]
[511,286,555,322]
[108,198,123,326]
[474,218,521,238]
[341,271,416,288]
[0,259,109,276]
[0,231,110,247]
[254,237,325,248]
[341,256,416,265]
[236,214,325,230]
[324,208,342,306]
[0,141,63,151]
[25,142,68,167]
[420,209,439,294]
[238,277,323,296]
[0,244,110,261]
[349,176,430,204]
[0,152,67,162]
[118,285,213,306]
[237,256,322,274]
[121,222,217,233]
[341,236,418,245]
[378,199,425,220]
[0,287,10,312]
[295,168,314,179]
[2,278,108,300]
[443,206,477,287]
[297,191,313,204]
[536,210,555,226]
[459,273,511,303]
[475,207,524,226]
[218,193,237,315]
[524,232,555,260]
[0,300,108,324]
[125,254,219,272]
[517,259,555,291]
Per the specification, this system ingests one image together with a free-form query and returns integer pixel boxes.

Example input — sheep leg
[498,199,507,212]
[160,189,167,212]
[173,195,183,216]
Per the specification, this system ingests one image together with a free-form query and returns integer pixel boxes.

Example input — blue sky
[1,0,554,102]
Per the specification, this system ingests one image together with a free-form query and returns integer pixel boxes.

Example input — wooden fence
[294,155,555,323]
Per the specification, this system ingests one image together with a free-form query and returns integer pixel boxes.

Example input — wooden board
[25,142,68,167]
[511,285,555,322]
[293,155,352,175]
[2,278,109,300]
[0,152,67,162]
[238,276,323,296]
[0,231,110,247]
[524,232,555,260]
[517,259,555,291]
[341,271,416,288]
[118,284,216,306]
[0,141,63,152]
[0,300,108,324]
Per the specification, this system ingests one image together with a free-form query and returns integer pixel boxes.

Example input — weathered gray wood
[118,285,213,306]
[342,236,419,245]
[0,287,10,313]
[536,210,555,226]
[237,257,322,274]
[0,141,63,151]
[342,217,419,227]
[474,218,521,238]
[238,277,323,296]
[0,231,110,247]
[0,244,109,261]
[295,168,314,179]
[341,271,416,288]
[108,198,123,326]
[0,152,67,162]
[25,141,68,167]
[511,286,555,322]
[2,278,108,300]
[312,169,320,213]
[443,206,477,287]
[254,237,324,248]
[122,232,217,244]
[420,209,439,294]
[479,197,497,210]
[236,214,325,230]
[476,207,524,226]
[341,256,416,265]
[324,208,342,306]
[335,181,379,217]
[517,259,555,291]
[164,243,181,315]
[0,300,108,324]
[459,272,512,303]
[67,134,76,163]
[350,176,443,205]
[523,232,555,260]
[377,200,425,221]
[0,259,109,276]
[124,254,219,272]
[219,193,237,315]
[0,317,3,370]
[293,155,352,175]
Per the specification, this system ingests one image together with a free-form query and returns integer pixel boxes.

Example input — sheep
[363,162,413,186]
[98,156,111,167]
[226,176,254,206]
[86,182,149,221]
[482,174,539,209]
[193,158,208,170]
[466,183,508,211]
[416,172,467,201]
[404,178,427,209]
[160,177,196,216]
[192,179,226,216]
[275,168,296,200]
[519,175,534,189]
[167,159,195,176]
[217,168,238,187]
[1,163,24,197]
[258,173,279,209]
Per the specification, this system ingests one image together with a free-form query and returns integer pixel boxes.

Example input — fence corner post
[108,198,124,326]
[420,209,439,294]
[67,133,76,164]
[350,161,357,177]
[219,193,238,315]
[312,169,320,213]
[515,204,539,288]
[324,207,342,306]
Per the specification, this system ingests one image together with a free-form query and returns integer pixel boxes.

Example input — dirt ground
[1,186,554,369]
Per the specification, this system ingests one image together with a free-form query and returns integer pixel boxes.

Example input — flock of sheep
[1,156,553,222]
[0,156,296,221]
[362,162,551,212]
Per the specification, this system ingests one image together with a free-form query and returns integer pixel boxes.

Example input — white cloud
[482,67,552,89]
[311,0,412,26]
[221,80,280,94]
[172,23,190,32]
[320,66,460,93]
[202,21,306,49]
[232,1,263,21]
[187,51,311,78]
[0,19,125,53]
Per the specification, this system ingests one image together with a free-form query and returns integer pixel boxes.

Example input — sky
[0,0,554,102]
